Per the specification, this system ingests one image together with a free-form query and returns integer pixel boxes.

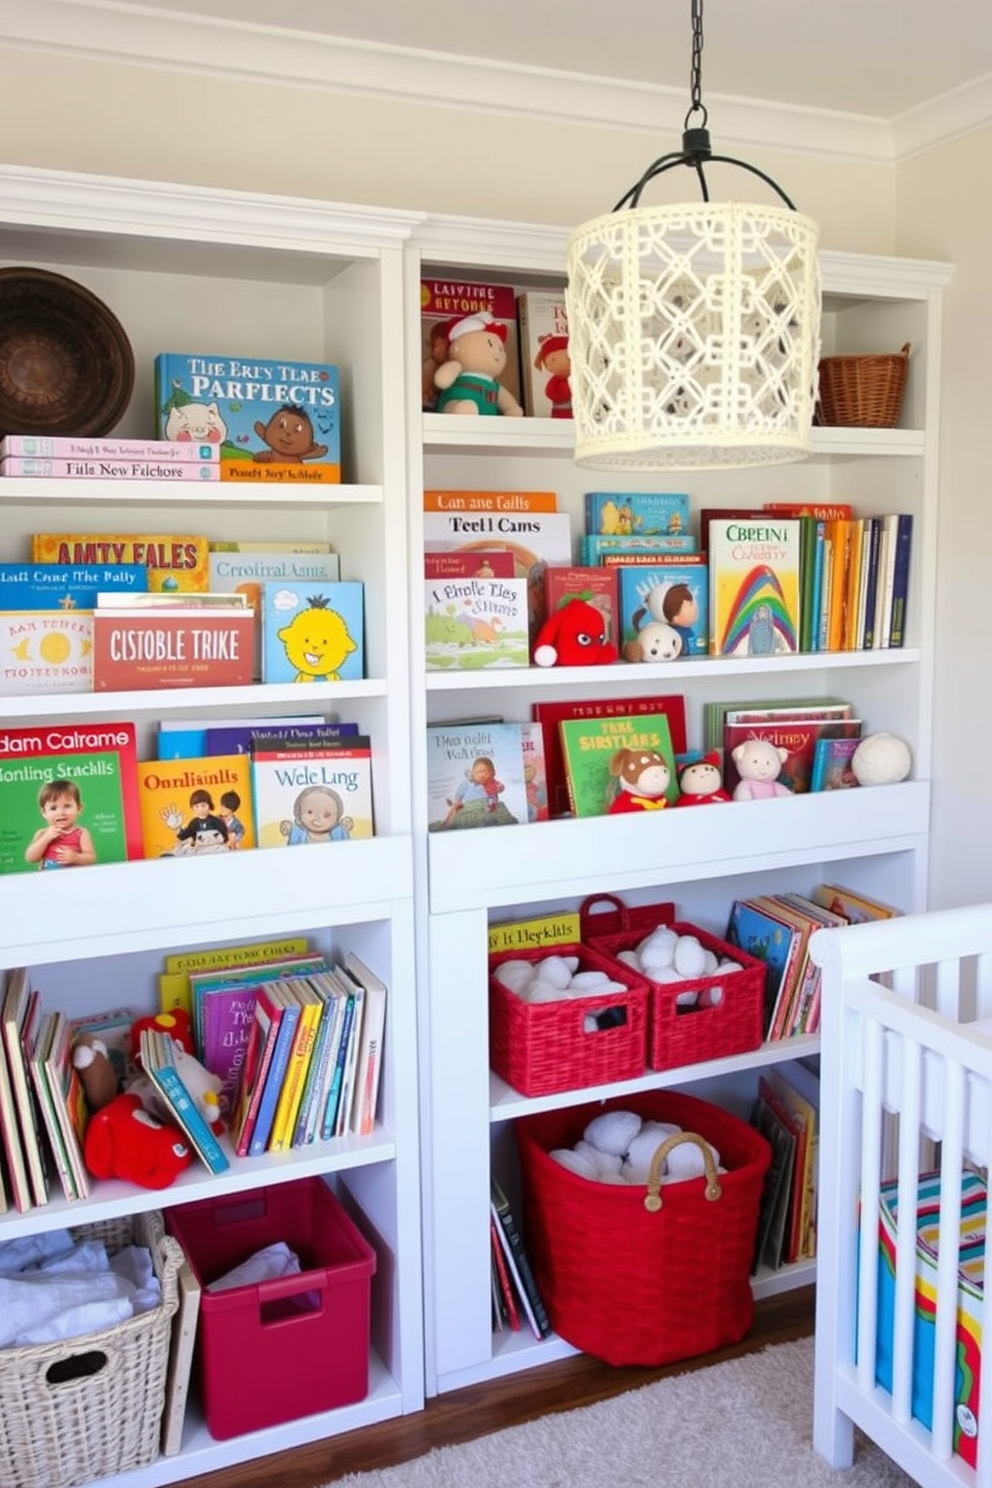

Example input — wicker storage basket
[817,342,910,427]
[580,895,765,1071]
[516,1090,771,1366]
[0,1211,183,1488]
[489,940,649,1097]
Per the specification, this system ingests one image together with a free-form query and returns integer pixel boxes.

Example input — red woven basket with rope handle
[515,1089,771,1366]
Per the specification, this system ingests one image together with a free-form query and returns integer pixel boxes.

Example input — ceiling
[5,0,992,155]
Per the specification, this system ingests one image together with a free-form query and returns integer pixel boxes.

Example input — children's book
[725,898,801,1039]
[615,558,709,658]
[749,1087,797,1272]
[424,509,573,640]
[519,720,549,823]
[425,574,530,670]
[0,982,32,1212]
[30,534,210,593]
[542,565,619,648]
[426,721,529,831]
[209,549,340,677]
[342,952,388,1138]
[0,561,148,609]
[318,969,360,1140]
[0,610,97,695]
[722,715,862,797]
[92,604,254,691]
[2,973,49,1206]
[160,1257,202,1456]
[204,721,358,757]
[558,712,678,818]
[1,434,221,463]
[155,353,341,482]
[0,720,142,875]
[583,491,691,538]
[424,550,517,579]
[516,291,571,419]
[424,490,558,514]
[291,972,346,1146]
[268,977,325,1152]
[3,456,219,482]
[420,278,521,412]
[810,883,901,923]
[28,1010,78,1201]
[332,968,366,1140]
[136,754,255,857]
[810,734,862,791]
[156,714,325,760]
[707,516,802,656]
[30,1009,90,1201]
[887,513,913,648]
[582,533,697,564]
[702,695,853,754]
[251,735,374,846]
[229,980,292,1157]
[139,1027,230,1174]
[260,580,364,683]
[532,694,687,819]
[245,984,302,1155]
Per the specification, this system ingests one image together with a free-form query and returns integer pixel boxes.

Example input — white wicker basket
[0,1211,183,1488]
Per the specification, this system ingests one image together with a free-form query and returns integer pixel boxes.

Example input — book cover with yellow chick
[260,581,364,683]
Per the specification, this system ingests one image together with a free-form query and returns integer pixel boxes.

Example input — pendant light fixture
[566,0,821,470]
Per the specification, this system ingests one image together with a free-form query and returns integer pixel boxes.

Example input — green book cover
[558,712,677,817]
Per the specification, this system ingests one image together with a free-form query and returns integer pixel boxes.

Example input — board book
[810,734,861,790]
[584,491,690,538]
[516,290,571,419]
[252,735,374,846]
[0,561,148,609]
[136,754,255,857]
[707,516,802,656]
[31,534,209,593]
[420,278,521,411]
[209,548,340,679]
[260,580,364,684]
[0,720,142,875]
[532,694,687,819]
[426,721,529,831]
[0,610,97,696]
[155,353,341,482]
[558,711,678,817]
[92,606,254,691]
[425,574,529,670]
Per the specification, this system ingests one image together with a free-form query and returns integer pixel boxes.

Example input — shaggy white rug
[327,1337,916,1488]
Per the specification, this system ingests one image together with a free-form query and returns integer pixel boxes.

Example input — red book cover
[542,565,619,649]
[424,551,516,579]
[92,610,254,690]
[532,694,687,818]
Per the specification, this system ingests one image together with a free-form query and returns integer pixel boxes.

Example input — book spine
[295,997,337,1146]
[247,1005,300,1156]
[887,514,913,648]
[334,987,366,1138]
[490,1194,551,1339]
[268,1000,320,1152]
[489,1215,521,1330]
[860,517,882,650]
[232,1006,282,1158]
[0,435,221,462]
[2,457,220,480]
[153,1064,230,1174]
[320,993,356,1140]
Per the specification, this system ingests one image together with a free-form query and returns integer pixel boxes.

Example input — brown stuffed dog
[608,748,672,813]
[72,1033,119,1112]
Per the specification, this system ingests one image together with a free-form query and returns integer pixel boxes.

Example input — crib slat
[932,1061,966,1462]
[857,1016,884,1395]
[892,1036,922,1423]
[934,956,962,1021]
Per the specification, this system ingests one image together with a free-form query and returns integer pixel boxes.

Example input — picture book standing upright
[426,721,529,831]
[708,517,802,656]
[261,580,364,683]
[516,291,571,419]
[251,733,374,847]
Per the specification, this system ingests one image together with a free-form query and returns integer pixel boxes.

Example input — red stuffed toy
[675,751,731,806]
[532,597,619,667]
[130,1008,194,1062]
[83,1092,193,1189]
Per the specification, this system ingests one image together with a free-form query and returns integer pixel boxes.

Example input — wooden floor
[189,1285,815,1488]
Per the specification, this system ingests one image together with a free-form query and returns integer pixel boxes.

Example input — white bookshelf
[407,216,952,1394]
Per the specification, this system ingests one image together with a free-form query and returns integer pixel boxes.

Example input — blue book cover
[141,1030,230,1175]
[204,721,359,755]
[260,580,364,683]
[320,990,356,1140]
[582,533,697,563]
[584,491,690,538]
[615,559,709,657]
[157,726,208,759]
[725,899,798,1038]
[248,991,302,1156]
[888,513,913,648]
[0,562,148,609]
[154,353,341,481]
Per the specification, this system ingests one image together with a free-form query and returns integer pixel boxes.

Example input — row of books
[1,352,343,483]
[423,490,913,665]
[490,1175,551,1340]
[0,717,374,877]
[0,936,388,1212]
[725,883,899,1043]
[750,1061,820,1272]
[0,542,361,695]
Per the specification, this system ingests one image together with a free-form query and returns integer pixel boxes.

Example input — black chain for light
[612,0,797,212]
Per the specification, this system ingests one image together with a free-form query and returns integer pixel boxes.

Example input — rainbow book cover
[707,517,802,657]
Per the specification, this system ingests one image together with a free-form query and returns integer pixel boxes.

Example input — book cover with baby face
[136,754,256,858]
[251,737,374,847]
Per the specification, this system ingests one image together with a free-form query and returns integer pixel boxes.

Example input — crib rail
[811,903,992,1488]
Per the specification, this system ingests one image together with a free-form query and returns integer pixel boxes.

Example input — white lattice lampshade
[566,199,821,470]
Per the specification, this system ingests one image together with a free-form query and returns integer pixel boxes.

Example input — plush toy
[533,332,572,419]
[130,1008,194,1061]
[83,1092,193,1189]
[532,597,619,667]
[72,1033,119,1112]
[434,314,523,417]
[851,732,912,786]
[608,748,671,813]
[132,1046,226,1134]
[627,583,699,659]
[675,751,731,806]
[731,737,792,801]
[622,620,683,663]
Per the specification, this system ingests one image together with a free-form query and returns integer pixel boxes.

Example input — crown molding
[0,0,988,164]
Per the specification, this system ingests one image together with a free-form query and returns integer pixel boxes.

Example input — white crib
[811,903,992,1488]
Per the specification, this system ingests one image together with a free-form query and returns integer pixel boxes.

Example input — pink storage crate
[580,894,765,1071]
[167,1178,375,1440]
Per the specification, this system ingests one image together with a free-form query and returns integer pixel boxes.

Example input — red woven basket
[489,940,649,1097]
[580,895,765,1071]
[515,1089,771,1366]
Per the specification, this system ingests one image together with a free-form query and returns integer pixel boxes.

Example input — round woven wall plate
[0,267,135,437]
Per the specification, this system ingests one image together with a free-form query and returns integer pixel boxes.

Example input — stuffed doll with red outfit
[532,597,619,667]
[675,751,731,805]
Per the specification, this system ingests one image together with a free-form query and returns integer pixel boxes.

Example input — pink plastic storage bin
[166,1178,375,1440]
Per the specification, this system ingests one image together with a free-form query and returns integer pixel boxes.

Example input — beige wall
[895,126,992,908]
